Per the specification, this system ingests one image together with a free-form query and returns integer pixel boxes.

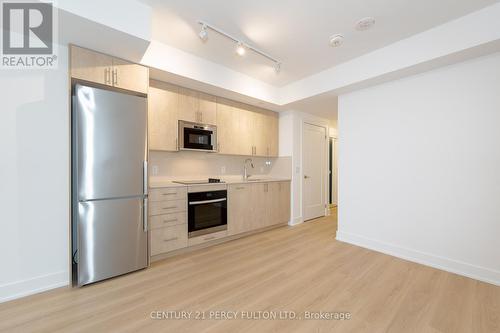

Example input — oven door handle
[189,198,227,205]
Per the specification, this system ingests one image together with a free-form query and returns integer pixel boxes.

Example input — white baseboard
[336,230,500,286]
[0,271,69,303]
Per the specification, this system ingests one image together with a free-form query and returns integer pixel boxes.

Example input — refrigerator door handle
[143,198,148,232]
[143,160,148,232]
[143,161,148,195]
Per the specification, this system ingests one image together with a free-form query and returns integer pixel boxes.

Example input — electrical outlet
[152,165,159,176]
[220,166,226,174]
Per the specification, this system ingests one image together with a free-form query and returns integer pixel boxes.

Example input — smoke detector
[356,17,375,31]
[329,34,345,47]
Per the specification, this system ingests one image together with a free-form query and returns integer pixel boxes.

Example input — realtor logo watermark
[1,0,58,68]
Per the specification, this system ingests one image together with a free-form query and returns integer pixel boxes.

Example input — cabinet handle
[161,193,176,196]
[200,112,203,123]
[163,218,178,223]
[112,69,118,85]
[104,68,110,84]
[236,186,245,190]
[163,237,178,242]
[162,206,177,210]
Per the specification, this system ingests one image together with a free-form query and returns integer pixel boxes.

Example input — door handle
[304,175,310,179]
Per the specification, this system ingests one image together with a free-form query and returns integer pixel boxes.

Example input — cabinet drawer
[149,200,186,216]
[149,187,187,202]
[151,224,187,255]
[188,230,228,247]
[150,212,186,229]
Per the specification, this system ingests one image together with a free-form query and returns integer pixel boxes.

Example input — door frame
[300,121,329,222]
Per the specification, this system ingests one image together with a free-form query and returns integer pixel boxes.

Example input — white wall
[0,45,70,302]
[337,52,500,285]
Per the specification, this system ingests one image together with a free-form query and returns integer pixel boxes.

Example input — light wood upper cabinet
[148,82,179,151]
[268,114,279,157]
[251,108,279,157]
[216,99,239,155]
[70,46,113,85]
[235,104,254,156]
[216,99,253,155]
[112,58,148,94]
[199,93,217,125]
[147,80,278,157]
[179,88,217,125]
[70,45,148,94]
[178,88,217,125]
[178,87,199,123]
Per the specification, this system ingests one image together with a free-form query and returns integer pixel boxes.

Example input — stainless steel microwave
[178,120,218,152]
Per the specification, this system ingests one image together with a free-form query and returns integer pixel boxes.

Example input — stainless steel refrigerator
[72,84,148,286]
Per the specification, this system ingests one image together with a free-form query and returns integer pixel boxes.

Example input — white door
[302,123,326,221]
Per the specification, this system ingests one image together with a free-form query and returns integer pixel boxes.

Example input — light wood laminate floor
[0,213,499,333]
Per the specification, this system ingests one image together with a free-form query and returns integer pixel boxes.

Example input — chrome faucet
[244,158,254,180]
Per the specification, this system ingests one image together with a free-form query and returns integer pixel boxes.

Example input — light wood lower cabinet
[151,224,188,255]
[188,230,227,247]
[149,187,188,256]
[228,184,254,235]
[150,181,290,257]
[228,181,291,236]
[149,186,186,202]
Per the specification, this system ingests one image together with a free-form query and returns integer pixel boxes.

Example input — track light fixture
[197,21,281,74]
[274,62,281,74]
[199,24,208,41]
[235,42,246,56]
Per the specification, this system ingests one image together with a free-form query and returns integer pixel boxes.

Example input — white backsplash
[149,151,292,181]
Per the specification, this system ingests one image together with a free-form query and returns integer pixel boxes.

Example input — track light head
[274,62,281,74]
[199,24,208,41]
[235,42,246,56]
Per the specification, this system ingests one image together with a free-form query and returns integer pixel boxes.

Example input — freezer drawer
[77,197,148,285]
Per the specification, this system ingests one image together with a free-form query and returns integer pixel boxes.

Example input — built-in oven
[188,189,227,237]
[179,120,217,152]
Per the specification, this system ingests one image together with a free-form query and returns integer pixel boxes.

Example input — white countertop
[149,177,291,189]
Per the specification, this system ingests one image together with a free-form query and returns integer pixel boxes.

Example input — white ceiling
[143,0,497,87]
